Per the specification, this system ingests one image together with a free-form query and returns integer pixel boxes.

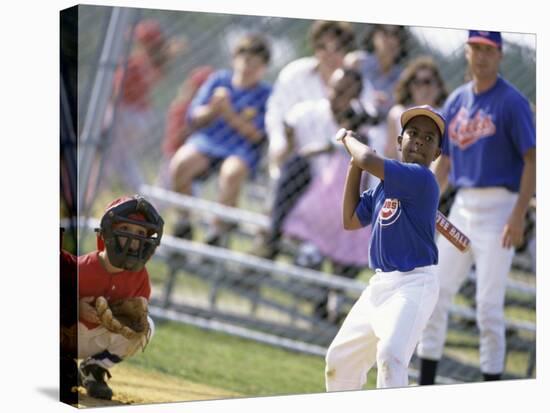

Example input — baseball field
[73,295,533,407]
[76,320,349,407]
[72,194,534,406]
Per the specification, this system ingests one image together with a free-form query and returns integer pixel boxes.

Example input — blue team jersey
[186,69,272,174]
[355,160,439,272]
[442,76,535,192]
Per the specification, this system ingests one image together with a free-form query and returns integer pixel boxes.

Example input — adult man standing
[416,30,536,383]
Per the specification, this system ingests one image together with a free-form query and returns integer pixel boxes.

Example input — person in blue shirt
[416,31,536,384]
[325,105,445,390]
[169,34,272,244]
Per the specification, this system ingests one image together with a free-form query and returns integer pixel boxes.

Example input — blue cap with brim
[467,30,502,49]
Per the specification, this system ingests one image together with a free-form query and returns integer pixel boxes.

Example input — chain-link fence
[77,6,536,194]
[75,4,536,384]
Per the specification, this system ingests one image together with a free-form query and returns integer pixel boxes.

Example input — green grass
[125,320,378,397]
[444,328,534,378]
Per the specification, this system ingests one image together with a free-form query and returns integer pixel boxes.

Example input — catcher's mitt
[95,296,151,352]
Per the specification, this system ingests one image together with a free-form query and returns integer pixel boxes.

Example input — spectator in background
[169,34,272,245]
[345,24,409,155]
[385,56,448,159]
[267,20,356,176]
[100,19,185,193]
[158,65,215,188]
[279,68,373,320]
[255,21,356,258]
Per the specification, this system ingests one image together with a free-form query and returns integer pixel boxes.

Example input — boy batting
[325,105,445,390]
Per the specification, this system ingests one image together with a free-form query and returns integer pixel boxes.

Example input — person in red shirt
[157,65,215,188]
[77,195,164,400]
[97,19,186,193]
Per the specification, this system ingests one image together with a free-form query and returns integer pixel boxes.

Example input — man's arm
[502,147,536,248]
[340,131,385,180]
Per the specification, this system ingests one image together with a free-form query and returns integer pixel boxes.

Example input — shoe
[79,362,113,400]
[250,239,277,259]
[204,228,222,246]
[313,300,329,321]
[204,225,236,247]
[204,224,236,247]
[173,218,193,240]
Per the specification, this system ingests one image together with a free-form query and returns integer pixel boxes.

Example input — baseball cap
[400,105,446,139]
[467,30,502,49]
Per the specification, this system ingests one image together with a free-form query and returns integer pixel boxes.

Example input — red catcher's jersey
[78,251,151,329]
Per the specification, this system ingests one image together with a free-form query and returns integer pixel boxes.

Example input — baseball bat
[436,211,470,252]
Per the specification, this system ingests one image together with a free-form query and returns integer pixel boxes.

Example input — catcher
[77,195,164,400]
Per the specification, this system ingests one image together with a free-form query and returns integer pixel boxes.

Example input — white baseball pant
[325,266,439,390]
[78,316,155,369]
[417,187,518,374]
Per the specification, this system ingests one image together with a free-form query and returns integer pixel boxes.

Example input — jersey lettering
[448,107,496,149]
[379,198,401,226]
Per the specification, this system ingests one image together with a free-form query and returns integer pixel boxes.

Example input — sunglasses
[314,42,346,53]
[411,77,437,87]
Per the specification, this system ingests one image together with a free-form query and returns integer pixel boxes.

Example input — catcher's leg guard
[79,361,113,400]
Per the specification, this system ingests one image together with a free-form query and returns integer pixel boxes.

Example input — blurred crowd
[91,17,536,323]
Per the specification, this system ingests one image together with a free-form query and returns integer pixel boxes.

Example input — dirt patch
[75,363,241,408]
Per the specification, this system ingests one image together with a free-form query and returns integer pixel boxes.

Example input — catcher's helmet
[96,195,164,271]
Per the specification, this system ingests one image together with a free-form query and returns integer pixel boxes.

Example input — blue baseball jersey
[186,69,272,174]
[442,76,535,192]
[355,160,439,272]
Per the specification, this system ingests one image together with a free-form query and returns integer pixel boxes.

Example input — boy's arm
[203,87,265,143]
[220,107,265,143]
[342,160,364,230]
[187,76,222,130]
[189,96,263,142]
[189,103,220,130]
[338,130,385,180]
[431,153,450,194]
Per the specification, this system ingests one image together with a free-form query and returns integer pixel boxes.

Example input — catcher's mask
[96,195,164,272]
